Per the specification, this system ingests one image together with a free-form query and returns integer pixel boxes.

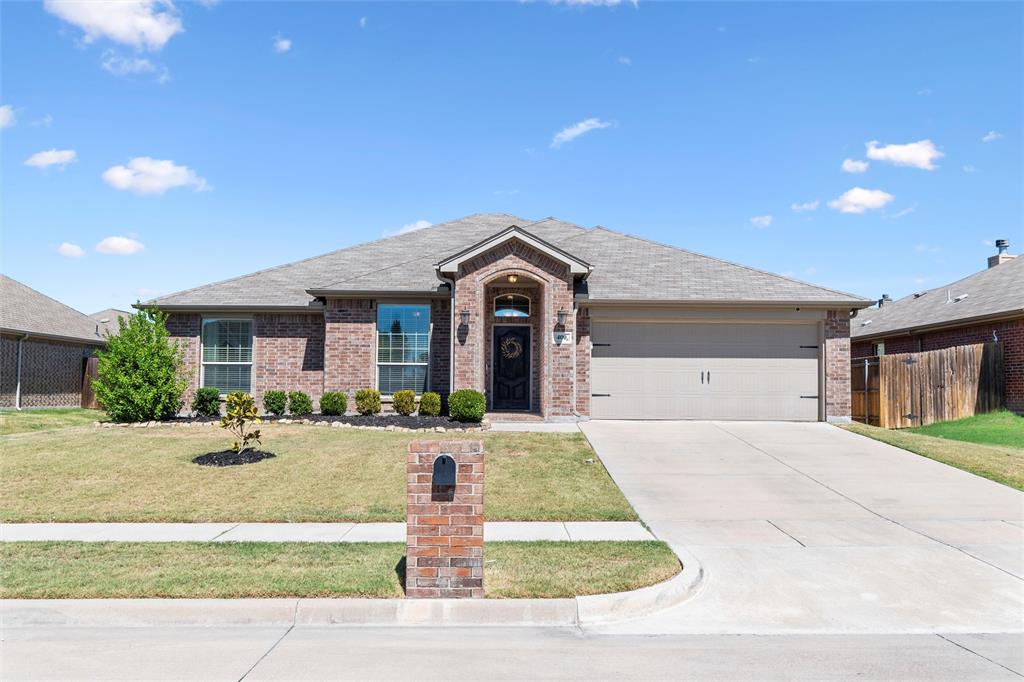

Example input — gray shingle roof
[90,309,133,337]
[147,213,869,308]
[852,256,1024,339]
[1,276,105,344]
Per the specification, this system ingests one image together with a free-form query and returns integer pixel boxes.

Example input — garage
[590,319,822,421]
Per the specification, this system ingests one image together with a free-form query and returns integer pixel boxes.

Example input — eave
[435,225,593,277]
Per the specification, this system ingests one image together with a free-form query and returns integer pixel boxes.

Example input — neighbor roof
[146,213,869,309]
[0,275,105,345]
[90,308,133,337]
[852,256,1024,339]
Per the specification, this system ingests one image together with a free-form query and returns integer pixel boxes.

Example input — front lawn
[0,424,636,522]
[907,410,1024,449]
[0,541,679,599]
[843,422,1023,491]
[0,408,104,436]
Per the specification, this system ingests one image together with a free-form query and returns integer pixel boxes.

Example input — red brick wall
[575,306,591,416]
[165,313,202,408]
[429,298,451,396]
[253,313,325,405]
[0,334,94,408]
[825,310,852,421]
[324,299,375,402]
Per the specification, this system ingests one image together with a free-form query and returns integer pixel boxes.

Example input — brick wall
[253,313,325,405]
[484,286,541,412]
[429,298,451,396]
[165,313,202,408]
[324,299,375,402]
[405,440,484,599]
[824,310,852,422]
[0,334,94,408]
[575,306,591,416]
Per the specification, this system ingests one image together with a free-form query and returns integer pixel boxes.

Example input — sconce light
[556,308,568,326]
[507,274,518,284]
[460,309,471,326]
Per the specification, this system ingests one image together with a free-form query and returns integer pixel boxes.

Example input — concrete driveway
[580,421,1024,638]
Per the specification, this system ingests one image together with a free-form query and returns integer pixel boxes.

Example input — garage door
[590,321,821,421]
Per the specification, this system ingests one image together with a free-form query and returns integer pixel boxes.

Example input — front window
[494,293,530,318]
[377,304,430,394]
[202,319,253,393]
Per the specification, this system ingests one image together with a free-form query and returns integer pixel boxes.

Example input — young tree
[220,391,262,455]
[92,308,191,422]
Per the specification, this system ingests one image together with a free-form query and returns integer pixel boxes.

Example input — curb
[0,551,703,628]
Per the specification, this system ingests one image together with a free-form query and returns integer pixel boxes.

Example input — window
[872,342,885,357]
[202,319,253,393]
[377,304,430,394]
[494,293,530,318]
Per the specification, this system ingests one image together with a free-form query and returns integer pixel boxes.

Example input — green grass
[0,541,680,599]
[844,422,1024,490]
[0,408,104,436]
[907,410,1024,449]
[0,423,636,522]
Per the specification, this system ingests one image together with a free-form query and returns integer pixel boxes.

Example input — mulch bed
[192,450,277,467]
[267,414,472,429]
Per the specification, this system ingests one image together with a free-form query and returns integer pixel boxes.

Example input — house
[0,275,105,409]
[145,213,872,422]
[90,309,132,337]
[851,240,1023,412]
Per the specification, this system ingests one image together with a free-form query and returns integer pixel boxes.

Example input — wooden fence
[851,342,1004,429]
[81,356,100,409]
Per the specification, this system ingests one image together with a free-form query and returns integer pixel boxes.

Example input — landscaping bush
[355,388,381,415]
[288,391,313,416]
[92,308,191,422]
[419,392,442,417]
[448,389,486,423]
[263,390,287,416]
[392,390,416,416]
[191,387,221,418]
[220,392,262,455]
[320,391,348,416]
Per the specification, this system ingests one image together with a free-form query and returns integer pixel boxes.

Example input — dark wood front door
[492,326,531,410]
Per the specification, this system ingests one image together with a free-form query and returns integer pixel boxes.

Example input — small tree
[220,392,262,454]
[92,307,191,422]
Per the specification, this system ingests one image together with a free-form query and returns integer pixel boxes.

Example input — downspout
[436,270,456,395]
[15,334,27,410]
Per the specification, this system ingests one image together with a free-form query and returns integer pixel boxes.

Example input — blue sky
[2,1,1021,313]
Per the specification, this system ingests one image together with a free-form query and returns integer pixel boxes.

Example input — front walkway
[0,521,651,543]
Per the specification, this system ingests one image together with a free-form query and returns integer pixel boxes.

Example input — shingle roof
[146,213,869,308]
[89,308,133,337]
[852,256,1024,339]
[0,276,105,344]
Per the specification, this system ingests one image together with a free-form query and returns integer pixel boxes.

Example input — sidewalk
[0,521,653,543]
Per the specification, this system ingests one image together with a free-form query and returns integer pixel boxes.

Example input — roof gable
[434,225,592,276]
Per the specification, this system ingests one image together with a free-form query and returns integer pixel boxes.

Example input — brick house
[146,214,871,422]
[851,241,1023,413]
[0,275,105,409]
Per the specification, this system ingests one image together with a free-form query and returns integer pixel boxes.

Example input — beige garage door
[590,321,821,420]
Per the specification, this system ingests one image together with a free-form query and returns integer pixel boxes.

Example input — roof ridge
[584,226,869,301]
[898,255,1022,303]
[1,275,96,323]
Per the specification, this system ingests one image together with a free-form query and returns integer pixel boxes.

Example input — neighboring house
[90,308,132,338]
[145,213,872,422]
[0,275,105,409]
[851,240,1023,412]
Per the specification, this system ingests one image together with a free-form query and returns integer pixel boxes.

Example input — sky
[1,1,1021,314]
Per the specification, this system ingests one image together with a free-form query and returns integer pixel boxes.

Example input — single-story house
[1,275,105,409]
[145,213,872,422]
[90,308,132,337]
[851,240,1022,413]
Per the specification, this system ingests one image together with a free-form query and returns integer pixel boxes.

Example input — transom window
[202,319,253,394]
[494,294,530,318]
[377,304,430,394]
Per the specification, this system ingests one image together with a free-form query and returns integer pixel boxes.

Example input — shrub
[355,388,381,415]
[220,392,262,454]
[320,391,348,416]
[92,308,191,422]
[449,389,486,423]
[288,391,313,416]
[392,389,416,416]
[191,387,221,418]
[263,390,287,416]
[419,391,442,417]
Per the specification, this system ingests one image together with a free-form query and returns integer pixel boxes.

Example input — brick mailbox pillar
[406,440,484,598]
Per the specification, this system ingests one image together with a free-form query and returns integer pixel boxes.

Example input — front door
[492,325,531,410]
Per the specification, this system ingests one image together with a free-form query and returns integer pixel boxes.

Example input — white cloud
[0,105,15,129]
[790,200,819,212]
[493,189,520,196]
[841,158,869,174]
[828,187,895,214]
[746,56,761,63]
[96,236,145,255]
[982,239,994,246]
[43,0,183,51]
[981,130,1003,143]
[889,204,918,219]
[101,50,156,76]
[865,139,943,170]
[24,149,78,170]
[805,266,818,276]
[963,164,979,173]
[273,35,292,53]
[550,117,611,148]
[617,55,632,66]
[388,219,433,236]
[749,215,773,228]
[57,242,85,258]
[916,88,932,96]
[31,114,54,127]
[914,243,938,253]
[552,0,637,5]
[359,16,368,28]
[102,157,209,194]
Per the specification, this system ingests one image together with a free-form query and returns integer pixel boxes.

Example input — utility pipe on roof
[15,334,27,410]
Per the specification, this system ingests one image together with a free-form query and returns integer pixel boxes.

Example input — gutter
[0,328,104,347]
[434,271,457,395]
[576,297,873,310]
[851,308,1024,343]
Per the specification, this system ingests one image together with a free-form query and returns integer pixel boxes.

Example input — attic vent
[912,292,927,299]
[861,320,872,327]
[953,293,969,303]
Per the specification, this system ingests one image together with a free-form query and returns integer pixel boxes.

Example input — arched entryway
[483,272,545,414]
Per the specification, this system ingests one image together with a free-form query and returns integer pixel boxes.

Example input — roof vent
[988,238,1016,268]
[877,293,891,308]
[953,293,969,303]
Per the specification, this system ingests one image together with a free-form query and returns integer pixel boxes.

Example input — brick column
[825,309,852,422]
[406,440,484,598]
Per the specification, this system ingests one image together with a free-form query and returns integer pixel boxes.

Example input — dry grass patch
[0,409,104,436]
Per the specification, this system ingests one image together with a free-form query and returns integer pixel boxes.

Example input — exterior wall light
[460,309,471,326]
[507,274,518,284]
[556,308,568,326]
